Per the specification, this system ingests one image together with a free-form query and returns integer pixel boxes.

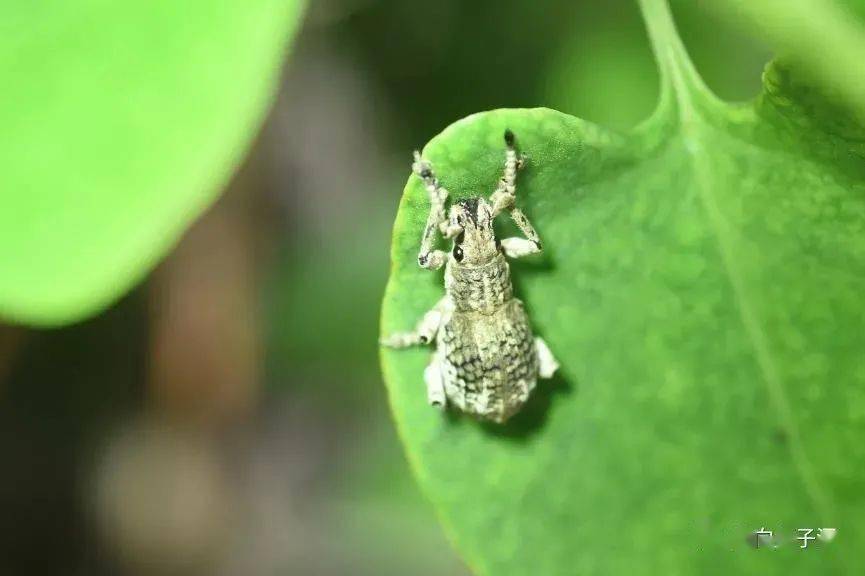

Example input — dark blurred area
[0,1,769,574]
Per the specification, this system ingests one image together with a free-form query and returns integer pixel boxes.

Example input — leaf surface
[0,0,304,325]
[380,0,865,573]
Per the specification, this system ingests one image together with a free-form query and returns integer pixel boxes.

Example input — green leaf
[713,0,865,123]
[379,0,865,573]
[0,0,305,325]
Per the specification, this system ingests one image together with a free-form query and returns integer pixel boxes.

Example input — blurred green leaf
[264,197,392,402]
[714,0,865,122]
[327,414,468,575]
[0,0,304,325]
[380,0,865,573]
[543,14,658,130]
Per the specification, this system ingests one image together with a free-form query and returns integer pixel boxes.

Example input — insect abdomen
[439,299,539,422]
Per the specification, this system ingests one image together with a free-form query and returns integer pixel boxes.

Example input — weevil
[382,130,559,424]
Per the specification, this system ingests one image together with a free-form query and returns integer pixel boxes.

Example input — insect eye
[453,245,464,262]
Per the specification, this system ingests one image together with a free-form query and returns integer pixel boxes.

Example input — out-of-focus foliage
[542,7,658,131]
[0,0,304,326]
[714,0,865,122]
[544,1,769,132]
[380,0,865,573]
[266,197,392,403]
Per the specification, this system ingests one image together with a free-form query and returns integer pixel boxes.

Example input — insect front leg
[489,129,525,217]
[500,207,543,258]
[413,152,452,270]
[380,297,446,348]
[486,130,542,258]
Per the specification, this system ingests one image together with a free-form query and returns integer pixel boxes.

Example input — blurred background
[0,1,770,574]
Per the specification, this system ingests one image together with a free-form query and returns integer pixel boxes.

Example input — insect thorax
[445,253,513,314]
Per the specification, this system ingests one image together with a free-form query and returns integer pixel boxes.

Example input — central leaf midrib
[675,116,834,522]
[638,0,836,521]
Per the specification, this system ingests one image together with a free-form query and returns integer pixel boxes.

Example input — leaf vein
[684,126,835,523]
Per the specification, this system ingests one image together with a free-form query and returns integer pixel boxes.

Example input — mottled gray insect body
[382,130,559,424]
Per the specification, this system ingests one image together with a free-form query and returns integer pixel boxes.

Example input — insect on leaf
[380,0,865,573]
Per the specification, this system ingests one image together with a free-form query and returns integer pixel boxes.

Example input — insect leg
[424,356,446,408]
[500,207,543,258]
[535,337,560,379]
[490,129,525,217]
[380,298,446,348]
[487,129,543,258]
[413,152,450,270]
